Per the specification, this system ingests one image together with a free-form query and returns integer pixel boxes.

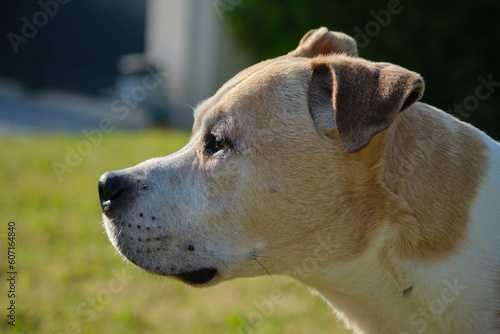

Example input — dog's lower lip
[174,268,218,285]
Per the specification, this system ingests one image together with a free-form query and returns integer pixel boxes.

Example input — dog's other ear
[289,27,358,58]
[308,58,424,153]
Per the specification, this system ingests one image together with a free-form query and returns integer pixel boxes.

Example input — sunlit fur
[103,28,500,333]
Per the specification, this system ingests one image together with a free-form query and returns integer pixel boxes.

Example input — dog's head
[99,27,424,286]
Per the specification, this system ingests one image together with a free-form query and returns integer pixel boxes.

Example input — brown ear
[308,57,424,152]
[289,27,358,58]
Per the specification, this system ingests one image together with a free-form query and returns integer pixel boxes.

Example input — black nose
[98,171,131,212]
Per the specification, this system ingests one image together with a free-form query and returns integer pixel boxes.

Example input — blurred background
[0,0,498,333]
[1,0,498,135]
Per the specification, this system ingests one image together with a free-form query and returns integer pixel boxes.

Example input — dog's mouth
[173,268,218,285]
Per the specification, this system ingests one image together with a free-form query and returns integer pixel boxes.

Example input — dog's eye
[215,136,227,151]
[205,134,229,155]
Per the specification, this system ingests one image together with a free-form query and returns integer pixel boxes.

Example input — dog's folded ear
[308,57,424,153]
[289,27,358,58]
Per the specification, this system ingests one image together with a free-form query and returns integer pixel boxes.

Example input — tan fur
[189,50,488,266]
[382,104,488,260]
[289,27,358,58]
[101,27,497,333]
[192,58,396,263]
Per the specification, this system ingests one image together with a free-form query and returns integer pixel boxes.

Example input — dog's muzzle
[98,170,219,285]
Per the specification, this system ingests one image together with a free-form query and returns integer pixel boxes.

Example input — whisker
[254,257,277,289]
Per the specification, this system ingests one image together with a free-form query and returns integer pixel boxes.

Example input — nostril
[98,172,130,207]
[98,181,108,204]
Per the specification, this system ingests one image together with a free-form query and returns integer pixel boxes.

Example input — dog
[98,27,500,333]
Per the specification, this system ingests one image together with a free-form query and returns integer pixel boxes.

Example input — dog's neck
[304,215,499,334]
[302,236,432,334]
[298,103,500,333]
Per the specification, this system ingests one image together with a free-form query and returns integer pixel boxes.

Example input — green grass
[0,130,352,333]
